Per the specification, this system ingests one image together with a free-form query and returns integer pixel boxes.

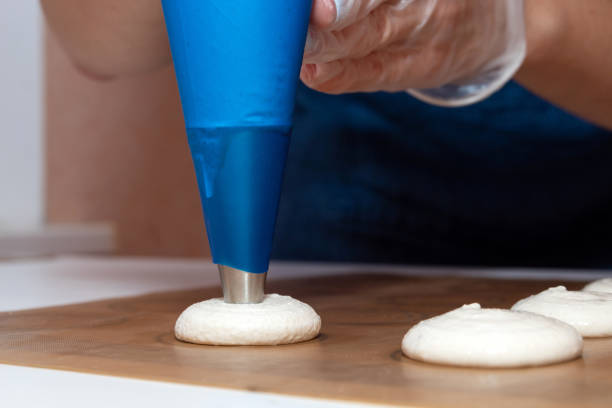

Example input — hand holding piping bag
[302,0,527,106]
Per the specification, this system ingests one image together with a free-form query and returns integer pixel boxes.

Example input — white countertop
[1,256,610,407]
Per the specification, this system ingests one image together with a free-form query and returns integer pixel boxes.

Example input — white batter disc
[402,303,582,367]
[175,294,321,345]
[583,278,612,294]
[512,286,612,337]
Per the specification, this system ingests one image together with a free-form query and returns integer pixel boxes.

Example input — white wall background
[0,2,43,230]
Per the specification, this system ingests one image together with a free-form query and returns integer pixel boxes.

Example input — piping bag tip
[218,264,267,304]
[189,126,290,275]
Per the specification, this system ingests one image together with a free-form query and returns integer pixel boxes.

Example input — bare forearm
[41,0,612,131]
[40,0,170,78]
[516,0,612,130]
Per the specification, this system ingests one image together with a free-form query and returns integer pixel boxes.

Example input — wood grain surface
[1,273,611,407]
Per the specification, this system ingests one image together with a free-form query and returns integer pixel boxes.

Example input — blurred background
[1,2,42,232]
[0,2,209,259]
[2,3,610,269]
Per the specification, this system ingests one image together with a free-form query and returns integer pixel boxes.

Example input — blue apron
[272,82,612,268]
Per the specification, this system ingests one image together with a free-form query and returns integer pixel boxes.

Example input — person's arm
[40,0,170,79]
[515,0,612,130]
[305,0,612,129]
[42,0,612,130]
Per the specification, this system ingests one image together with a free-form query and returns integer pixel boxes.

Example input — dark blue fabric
[271,82,612,268]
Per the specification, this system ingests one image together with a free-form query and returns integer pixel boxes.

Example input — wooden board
[1,273,611,407]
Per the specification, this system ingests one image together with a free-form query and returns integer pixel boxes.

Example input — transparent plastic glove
[302,0,526,106]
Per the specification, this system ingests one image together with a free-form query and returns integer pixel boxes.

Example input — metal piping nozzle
[218,265,266,304]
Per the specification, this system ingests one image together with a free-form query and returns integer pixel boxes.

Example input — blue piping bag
[162,1,312,274]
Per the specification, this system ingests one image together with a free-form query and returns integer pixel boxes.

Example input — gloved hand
[302,0,526,106]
